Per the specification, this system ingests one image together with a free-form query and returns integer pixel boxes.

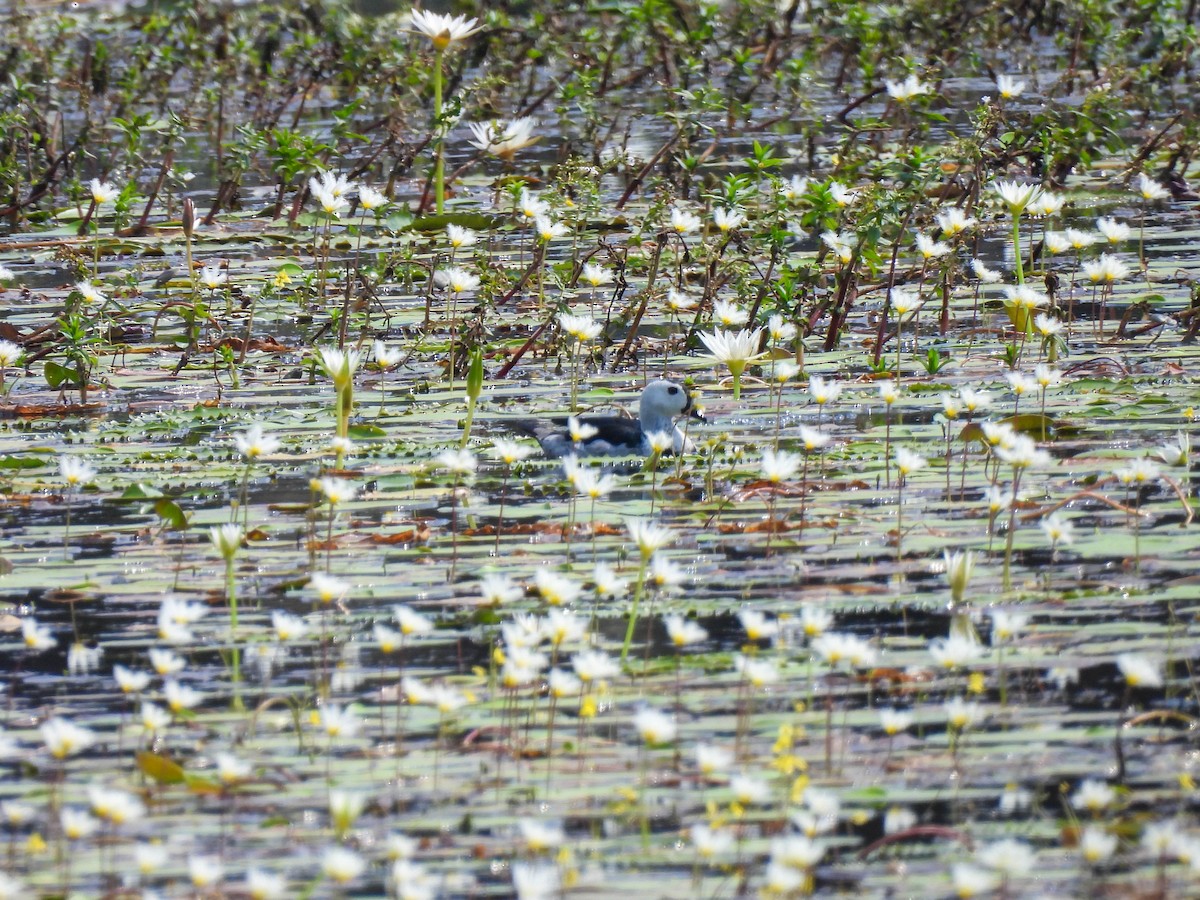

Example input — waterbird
[506,380,704,458]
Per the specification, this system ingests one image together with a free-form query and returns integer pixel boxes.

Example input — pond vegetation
[1,0,1199,896]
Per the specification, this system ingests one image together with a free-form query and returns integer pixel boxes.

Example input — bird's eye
[667,386,679,395]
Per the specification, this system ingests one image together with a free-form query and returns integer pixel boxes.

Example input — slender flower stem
[433,49,445,214]
[226,555,242,710]
[1011,212,1025,285]
[621,555,650,666]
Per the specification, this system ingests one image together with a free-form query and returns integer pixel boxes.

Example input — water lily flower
[1136,173,1169,201]
[992,179,1044,214]
[163,679,202,713]
[915,233,951,259]
[468,117,539,160]
[634,707,676,744]
[199,264,227,290]
[734,654,778,687]
[665,288,697,311]
[959,388,992,414]
[512,862,560,900]
[433,266,481,294]
[951,862,997,897]
[1116,653,1162,688]
[558,312,602,342]
[318,703,362,738]
[1044,231,1072,255]
[580,262,613,287]
[767,314,797,343]
[712,207,745,232]
[1039,511,1074,547]
[318,477,358,505]
[1157,431,1190,467]
[113,664,150,694]
[533,569,580,607]
[969,258,1003,283]
[75,281,106,305]
[519,819,565,852]
[988,609,1029,643]
[0,340,22,369]
[885,73,928,101]
[268,609,304,643]
[40,717,95,759]
[393,604,434,637]
[21,618,54,651]
[518,188,547,220]
[764,861,806,893]
[977,838,1036,878]
[534,214,569,241]
[1079,826,1118,863]
[1083,253,1131,284]
[592,562,627,598]
[936,207,976,236]
[405,9,483,49]
[781,174,810,202]
[943,550,975,605]
[149,648,185,675]
[354,184,387,212]
[713,299,749,327]
[1031,191,1065,217]
[1002,284,1048,312]
[310,183,348,218]
[572,648,620,683]
[1065,228,1096,250]
[944,697,984,730]
[1096,216,1132,243]
[374,623,402,652]
[995,74,1026,99]
[547,668,581,698]
[731,772,772,806]
[649,555,685,590]
[820,228,854,262]
[995,434,1052,469]
[890,287,923,318]
[1005,370,1038,397]
[692,823,735,859]
[479,572,523,606]
[1073,778,1116,813]
[134,842,169,875]
[894,447,927,478]
[234,424,280,459]
[829,181,859,207]
[88,785,145,825]
[626,518,674,559]
[89,178,120,204]
[245,868,287,899]
[60,457,97,488]
[738,608,779,641]
[669,207,701,234]
[695,743,734,776]
[884,806,918,834]
[210,523,244,561]
[310,572,350,605]
[1034,314,1064,337]
[929,634,984,669]
[799,605,833,638]
[446,223,477,249]
[187,855,224,890]
[879,708,913,735]
[138,702,170,733]
[61,808,99,840]
[1115,458,1160,485]
[761,448,801,482]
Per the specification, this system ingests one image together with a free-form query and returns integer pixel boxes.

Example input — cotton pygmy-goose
[507,380,704,458]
